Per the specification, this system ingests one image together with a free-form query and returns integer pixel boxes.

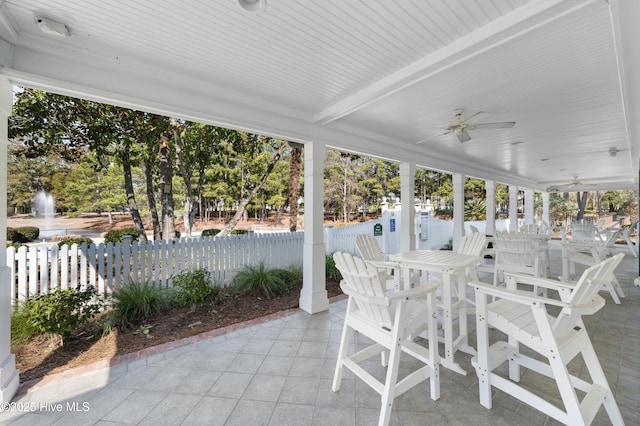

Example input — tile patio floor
[1,241,639,425]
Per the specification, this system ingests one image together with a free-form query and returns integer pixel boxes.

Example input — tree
[9,88,173,242]
[218,136,287,236]
[287,143,303,231]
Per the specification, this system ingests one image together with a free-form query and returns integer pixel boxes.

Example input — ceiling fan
[417,109,515,144]
[547,176,597,192]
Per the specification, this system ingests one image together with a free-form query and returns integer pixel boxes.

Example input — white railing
[7,232,304,306]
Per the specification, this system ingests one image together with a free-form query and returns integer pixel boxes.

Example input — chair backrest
[554,253,624,335]
[493,231,538,269]
[570,223,597,242]
[457,231,486,256]
[355,234,384,262]
[333,251,393,329]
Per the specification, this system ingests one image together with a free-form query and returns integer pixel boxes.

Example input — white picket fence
[7,214,497,305]
[7,232,304,306]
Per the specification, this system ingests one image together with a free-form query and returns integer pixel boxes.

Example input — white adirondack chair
[471,253,625,426]
[456,231,487,282]
[621,220,638,257]
[492,230,547,287]
[332,252,441,426]
[562,228,625,303]
[355,234,420,290]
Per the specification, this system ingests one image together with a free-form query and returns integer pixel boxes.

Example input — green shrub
[272,266,303,289]
[22,286,103,343]
[16,226,40,242]
[10,307,37,345]
[104,229,139,244]
[201,229,221,237]
[231,263,289,299]
[326,254,342,281]
[7,226,39,243]
[108,282,171,330]
[56,236,94,248]
[7,227,20,243]
[172,269,216,307]
[230,229,248,235]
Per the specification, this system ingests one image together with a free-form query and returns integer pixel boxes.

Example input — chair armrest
[364,260,399,272]
[562,240,598,250]
[469,280,568,308]
[386,280,442,300]
[503,273,574,292]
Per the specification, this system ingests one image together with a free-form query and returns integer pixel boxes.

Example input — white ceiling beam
[314,0,599,125]
[0,1,17,40]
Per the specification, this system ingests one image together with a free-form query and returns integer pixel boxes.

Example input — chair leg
[474,292,492,409]
[378,300,409,426]
[581,338,625,425]
[333,301,355,392]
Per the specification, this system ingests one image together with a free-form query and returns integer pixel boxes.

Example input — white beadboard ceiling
[0,0,638,192]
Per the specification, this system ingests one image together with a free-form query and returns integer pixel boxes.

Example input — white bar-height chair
[332,252,441,426]
[492,231,547,288]
[355,234,421,290]
[621,220,638,257]
[471,253,625,426]
[562,228,625,304]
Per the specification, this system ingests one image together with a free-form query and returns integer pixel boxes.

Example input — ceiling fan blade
[472,121,516,129]
[457,129,471,143]
[416,130,451,144]
[461,111,489,125]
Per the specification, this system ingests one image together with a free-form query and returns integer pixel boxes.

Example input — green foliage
[172,269,216,307]
[104,229,139,244]
[8,226,40,243]
[108,282,171,330]
[272,266,303,288]
[464,198,486,220]
[201,228,221,237]
[56,236,94,248]
[326,254,342,281]
[231,263,290,299]
[10,308,37,345]
[230,229,248,235]
[21,286,103,343]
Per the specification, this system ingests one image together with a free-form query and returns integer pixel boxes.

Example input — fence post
[324,226,334,254]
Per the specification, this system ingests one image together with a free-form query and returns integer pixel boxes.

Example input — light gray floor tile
[140,393,201,425]
[242,374,286,402]
[102,390,166,423]
[181,396,238,426]
[268,403,315,426]
[207,372,254,398]
[279,377,321,405]
[225,399,275,426]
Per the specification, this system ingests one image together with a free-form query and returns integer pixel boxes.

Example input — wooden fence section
[7,232,305,306]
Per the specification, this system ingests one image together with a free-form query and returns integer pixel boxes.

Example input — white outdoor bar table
[388,250,479,375]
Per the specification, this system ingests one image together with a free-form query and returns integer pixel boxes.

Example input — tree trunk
[143,157,161,241]
[159,135,175,241]
[288,145,302,231]
[219,151,283,236]
[122,146,148,242]
[576,191,589,222]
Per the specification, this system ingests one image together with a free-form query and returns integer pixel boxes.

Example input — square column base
[0,354,19,404]
[299,243,329,314]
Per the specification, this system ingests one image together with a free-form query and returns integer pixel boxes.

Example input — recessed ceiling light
[540,158,550,162]
[510,141,524,146]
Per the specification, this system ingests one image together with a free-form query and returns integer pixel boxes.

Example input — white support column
[452,173,465,249]
[399,162,415,252]
[299,141,329,314]
[0,77,18,403]
[524,188,534,226]
[485,180,496,236]
[542,192,550,226]
[508,184,518,232]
